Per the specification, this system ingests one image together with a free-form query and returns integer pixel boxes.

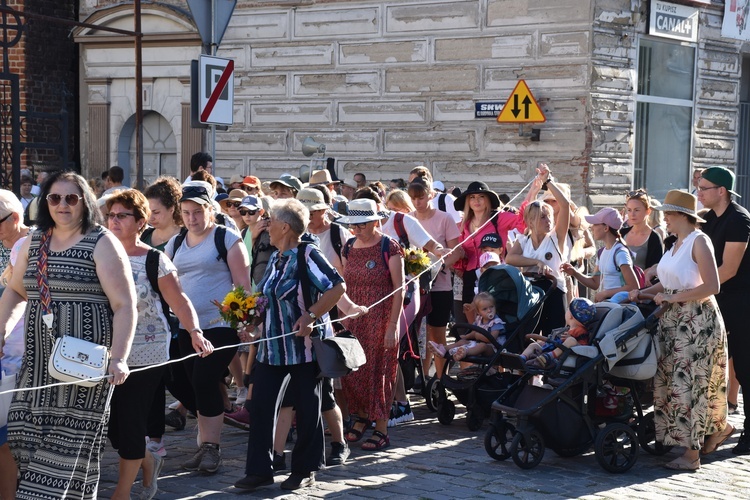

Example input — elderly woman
[236,198,345,492]
[629,190,730,471]
[165,183,251,474]
[339,199,404,450]
[505,166,570,335]
[0,171,136,499]
[0,189,30,498]
[106,189,213,499]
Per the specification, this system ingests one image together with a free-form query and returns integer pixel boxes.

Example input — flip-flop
[701,424,736,455]
[664,458,701,471]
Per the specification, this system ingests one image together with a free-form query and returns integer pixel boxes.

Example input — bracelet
[111,357,126,363]
[190,328,203,335]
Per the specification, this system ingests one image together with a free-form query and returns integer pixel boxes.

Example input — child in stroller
[428,292,506,361]
[517,297,596,370]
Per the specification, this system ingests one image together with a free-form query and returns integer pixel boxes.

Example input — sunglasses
[47,193,82,207]
[182,186,209,197]
[224,201,242,208]
[0,212,12,224]
[107,212,135,221]
[239,209,258,216]
[349,222,369,229]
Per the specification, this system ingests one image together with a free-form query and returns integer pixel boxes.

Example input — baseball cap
[584,207,623,230]
[433,180,445,192]
[701,166,740,197]
[180,185,212,205]
[479,251,501,268]
[480,233,502,249]
[239,195,262,211]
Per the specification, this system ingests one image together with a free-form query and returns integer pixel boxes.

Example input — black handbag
[311,329,367,378]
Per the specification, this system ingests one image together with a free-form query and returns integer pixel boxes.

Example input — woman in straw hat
[629,190,730,471]
[338,198,404,450]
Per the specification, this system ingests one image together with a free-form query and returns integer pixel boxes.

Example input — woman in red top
[454,175,543,306]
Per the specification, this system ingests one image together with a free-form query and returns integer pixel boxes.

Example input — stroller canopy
[478,264,542,326]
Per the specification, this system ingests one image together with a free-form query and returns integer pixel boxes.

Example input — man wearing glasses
[697,166,750,456]
[185,152,213,182]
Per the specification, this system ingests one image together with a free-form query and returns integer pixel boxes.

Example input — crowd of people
[0,157,747,498]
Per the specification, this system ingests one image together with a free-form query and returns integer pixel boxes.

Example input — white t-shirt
[598,243,633,292]
[381,212,432,249]
[432,192,462,224]
[1,236,27,375]
[518,232,568,291]
[314,222,353,274]
[408,209,460,292]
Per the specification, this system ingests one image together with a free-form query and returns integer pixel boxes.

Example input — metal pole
[210,0,217,167]
[135,0,144,190]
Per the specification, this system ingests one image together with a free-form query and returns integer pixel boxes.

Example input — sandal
[701,424,735,455]
[361,430,390,451]
[345,417,370,443]
[729,401,740,415]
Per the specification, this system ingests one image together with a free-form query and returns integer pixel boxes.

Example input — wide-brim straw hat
[309,169,340,186]
[296,188,329,212]
[222,189,248,204]
[454,181,501,211]
[654,189,706,223]
[336,198,382,224]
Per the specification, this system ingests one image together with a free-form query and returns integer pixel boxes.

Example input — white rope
[0,180,535,395]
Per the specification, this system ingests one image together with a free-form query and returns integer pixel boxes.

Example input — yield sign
[198,55,234,126]
[497,80,546,123]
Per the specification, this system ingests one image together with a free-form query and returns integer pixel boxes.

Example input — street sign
[475,101,505,118]
[187,0,237,49]
[497,80,546,123]
[198,55,234,126]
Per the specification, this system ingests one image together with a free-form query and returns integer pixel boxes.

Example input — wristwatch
[307,310,317,321]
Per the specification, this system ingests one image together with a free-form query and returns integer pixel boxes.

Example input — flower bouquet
[403,247,431,277]
[211,286,268,331]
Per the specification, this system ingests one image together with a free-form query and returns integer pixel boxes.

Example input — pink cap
[479,251,501,268]
[584,207,623,230]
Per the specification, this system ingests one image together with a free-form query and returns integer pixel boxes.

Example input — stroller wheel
[510,429,545,469]
[637,411,673,456]
[424,376,442,412]
[484,420,515,461]
[466,408,484,431]
[595,422,638,473]
[437,399,456,425]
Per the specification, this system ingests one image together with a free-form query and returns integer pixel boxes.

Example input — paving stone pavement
[98,392,749,499]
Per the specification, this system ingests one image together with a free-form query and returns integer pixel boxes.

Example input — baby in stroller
[429,292,506,361]
[516,297,596,370]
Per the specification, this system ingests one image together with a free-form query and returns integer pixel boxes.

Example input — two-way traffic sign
[497,80,546,123]
[198,55,234,126]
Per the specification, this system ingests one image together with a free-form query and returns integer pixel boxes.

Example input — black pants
[178,327,238,417]
[108,366,166,459]
[538,287,566,336]
[245,361,324,476]
[716,292,750,429]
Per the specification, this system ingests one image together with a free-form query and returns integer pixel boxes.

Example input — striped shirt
[256,243,343,366]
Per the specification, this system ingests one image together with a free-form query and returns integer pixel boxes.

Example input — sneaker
[165,409,186,431]
[234,475,274,491]
[139,451,164,500]
[273,451,286,471]
[327,441,350,466]
[235,386,248,406]
[224,406,250,430]
[168,400,181,410]
[146,437,167,457]
[733,431,750,455]
[181,445,207,471]
[197,442,222,474]
[388,402,415,427]
[280,472,315,491]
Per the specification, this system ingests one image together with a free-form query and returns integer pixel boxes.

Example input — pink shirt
[457,203,528,272]
[408,209,461,292]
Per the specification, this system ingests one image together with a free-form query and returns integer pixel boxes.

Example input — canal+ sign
[650,1,699,43]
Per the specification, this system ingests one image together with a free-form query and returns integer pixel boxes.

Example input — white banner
[722,0,750,41]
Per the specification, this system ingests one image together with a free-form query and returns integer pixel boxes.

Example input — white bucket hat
[337,198,382,224]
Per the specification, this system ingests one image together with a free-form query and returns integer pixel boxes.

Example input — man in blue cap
[698,166,750,455]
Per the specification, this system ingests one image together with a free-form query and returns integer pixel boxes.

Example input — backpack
[436,193,447,213]
[597,244,647,289]
[172,226,228,266]
[329,220,344,260]
[145,248,180,339]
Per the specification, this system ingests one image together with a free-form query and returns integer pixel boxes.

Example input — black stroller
[484,301,667,473]
[425,265,555,430]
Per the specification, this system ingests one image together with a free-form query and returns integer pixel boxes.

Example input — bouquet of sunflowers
[403,247,431,277]
[212,286,268,331]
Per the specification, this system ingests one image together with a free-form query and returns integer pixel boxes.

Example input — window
[634,38,696,200]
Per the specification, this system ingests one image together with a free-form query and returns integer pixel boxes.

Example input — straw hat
[296,188,329,211]
[336,199,382,224]
[221,189,248,207]
[309,169,340,186]
[654,190,705,223]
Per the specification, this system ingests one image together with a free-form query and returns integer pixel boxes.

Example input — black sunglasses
[182,186,209,197]
[46,193,82,207]
[0,212,13,223]
[224,201,242,208]
[239,209,258,216]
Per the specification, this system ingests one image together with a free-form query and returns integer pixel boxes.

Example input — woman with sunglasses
[621,190,664,270]
[221,189,249,231]
[105,189,213,499]
[165,183,252,474]
[0,171,137,499]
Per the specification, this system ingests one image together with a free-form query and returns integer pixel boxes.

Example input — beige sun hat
[296,188,329,212]
[654,190,706,223]
[309,169,340,186]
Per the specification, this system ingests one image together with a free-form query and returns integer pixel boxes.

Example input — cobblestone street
[98,391,749,499]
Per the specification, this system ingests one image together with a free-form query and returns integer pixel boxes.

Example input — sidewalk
[98,393,749,499]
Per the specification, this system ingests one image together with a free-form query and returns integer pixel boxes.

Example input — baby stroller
[484,301,665,473]
[426,265,555,430]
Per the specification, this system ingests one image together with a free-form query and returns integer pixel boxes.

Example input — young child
[429,292,506,361]
[519,297,596,370]
[470,250,502,308]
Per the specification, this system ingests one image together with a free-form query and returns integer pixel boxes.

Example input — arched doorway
[118,111,177,187]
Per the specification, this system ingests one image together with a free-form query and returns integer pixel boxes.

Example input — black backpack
[329,220,344,260]
[145,248,180,339]
[172,226,228,266]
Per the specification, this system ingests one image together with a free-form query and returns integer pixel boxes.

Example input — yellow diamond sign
[497,80,546,123]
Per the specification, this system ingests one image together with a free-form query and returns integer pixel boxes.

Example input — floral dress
[341,236,403,421]
[654,230,728,449]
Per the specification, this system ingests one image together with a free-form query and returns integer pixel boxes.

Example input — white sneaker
[146,437,167,457]
[235,386,248,406]
[168,400,180,410]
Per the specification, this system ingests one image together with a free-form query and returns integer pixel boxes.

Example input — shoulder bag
[37,230,109,387]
